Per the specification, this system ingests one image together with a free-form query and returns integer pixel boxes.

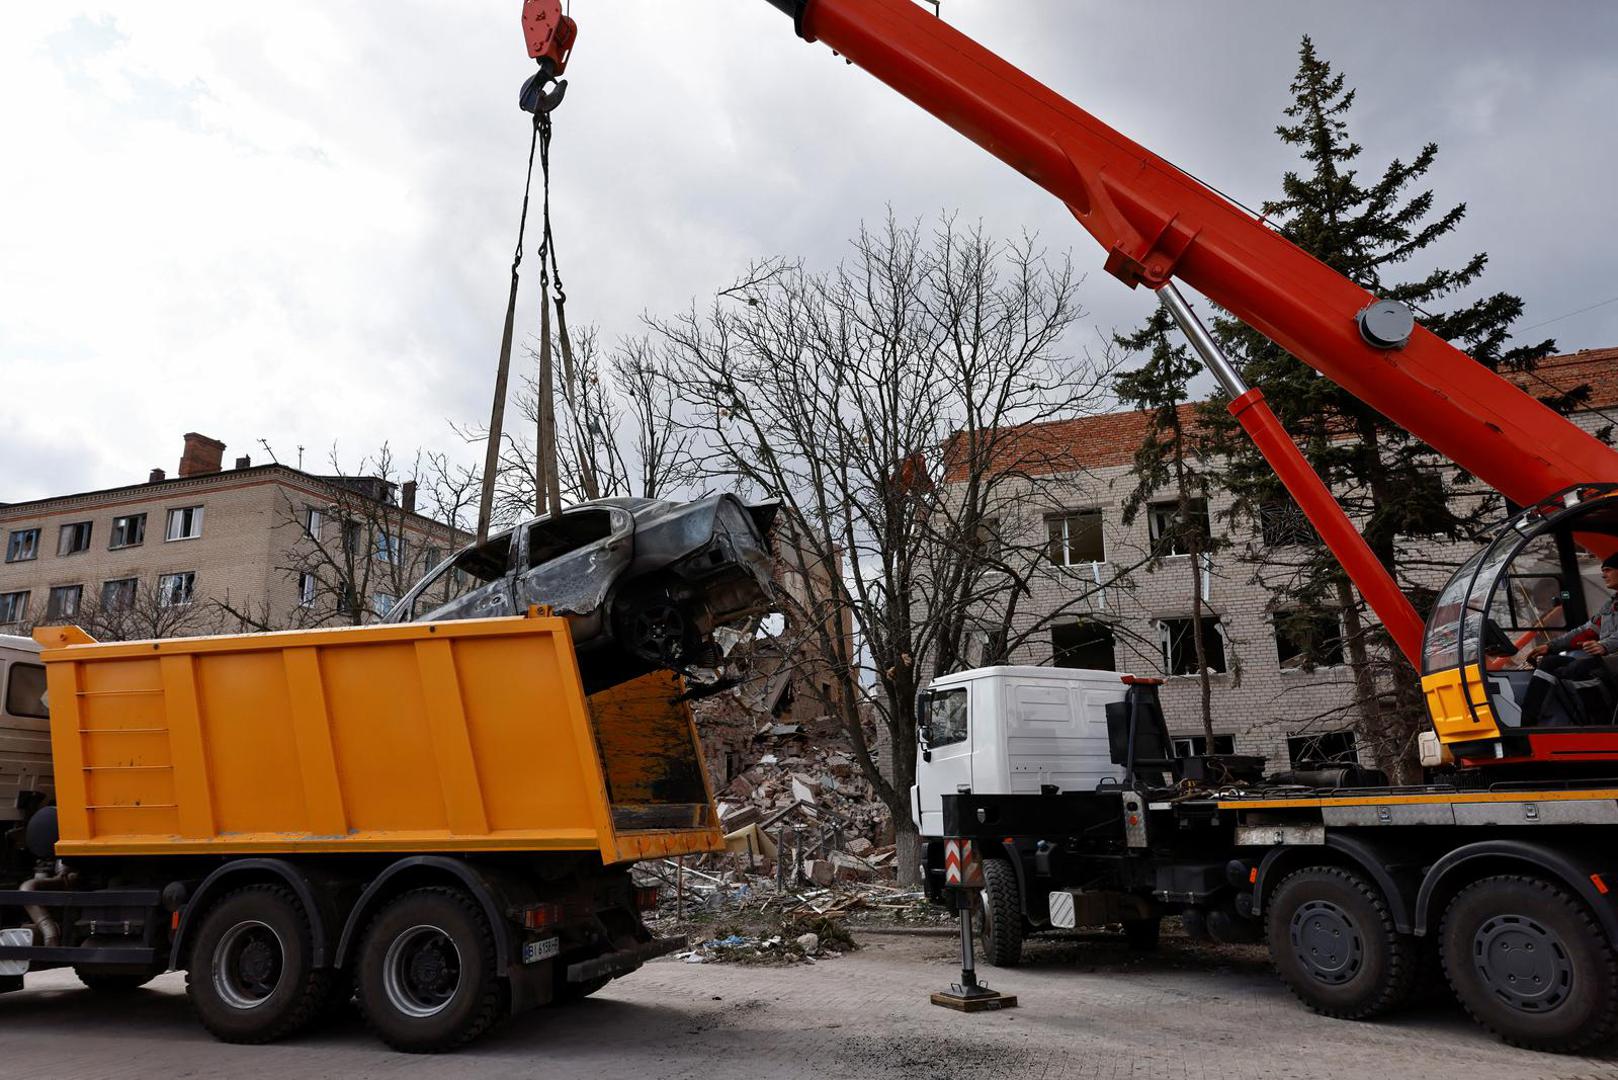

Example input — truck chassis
[933,780,1618,1053]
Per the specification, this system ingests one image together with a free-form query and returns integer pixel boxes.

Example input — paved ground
[0,930,1612,1079]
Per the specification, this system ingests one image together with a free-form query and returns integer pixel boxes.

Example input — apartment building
[0,433,463,640]
[956,348,1618,769]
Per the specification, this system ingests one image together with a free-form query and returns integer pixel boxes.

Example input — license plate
[522,937,560,964]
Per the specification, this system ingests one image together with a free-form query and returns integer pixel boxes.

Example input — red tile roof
[945,348,1618,482]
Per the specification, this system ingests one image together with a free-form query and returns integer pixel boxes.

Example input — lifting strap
[476,116,544,544]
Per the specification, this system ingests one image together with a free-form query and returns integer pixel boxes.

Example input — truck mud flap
[565,935,687,983]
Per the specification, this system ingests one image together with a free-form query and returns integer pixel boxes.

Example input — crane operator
[1523,553,1618,722]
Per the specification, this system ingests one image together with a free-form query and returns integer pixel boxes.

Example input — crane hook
[519,0,577,115]
[520,60,569,115]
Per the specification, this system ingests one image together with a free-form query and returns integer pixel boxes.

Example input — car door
[915,685,973,838]
[514,506,634,621]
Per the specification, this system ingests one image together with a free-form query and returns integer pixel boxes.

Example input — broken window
[457,533,513,583]
[5,529,39,563]
[58,521,93,556]
[166,506,204,542]
[1274,611,1345,671]
[110,514,146,549]
[45,585,83,621]
[1148,498,1210,557]
[1287,729,1359,767]
[527,509,614,568]
[970,517,1003,561]
[101,578,138,611]
[1052,621,1116,670]
[1159,615,1226,675]
[921,687,969,748]
[158,572,196,607]
[1172,733,1236,757]
[1259,498,1318,548]
[1046,510,1104,565]
[0,592,28,625]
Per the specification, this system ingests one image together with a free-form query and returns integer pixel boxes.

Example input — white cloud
[3,1,1615,504]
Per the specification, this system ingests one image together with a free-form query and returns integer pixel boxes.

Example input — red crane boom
[765,0,1616,503]
[755,0,1618,668]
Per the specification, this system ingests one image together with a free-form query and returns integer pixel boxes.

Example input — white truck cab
[911,666,1126,838]
[0,635,52,819]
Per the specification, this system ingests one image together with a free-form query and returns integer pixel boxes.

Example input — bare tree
[657,213,1117,881]
[217,444,470,632]
[77,579,213,642]
[461,326,699,521]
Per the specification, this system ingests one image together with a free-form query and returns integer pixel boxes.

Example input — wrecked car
[384,494,778,691]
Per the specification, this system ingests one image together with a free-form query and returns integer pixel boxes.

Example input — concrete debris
[795,932,820,953]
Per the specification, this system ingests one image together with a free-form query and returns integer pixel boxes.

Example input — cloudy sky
[4,1,1616,504]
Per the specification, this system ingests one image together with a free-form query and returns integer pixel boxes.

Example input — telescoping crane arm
[757,0,1618,667]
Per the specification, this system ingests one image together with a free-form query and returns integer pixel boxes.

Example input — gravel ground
[0,929,1611,1079]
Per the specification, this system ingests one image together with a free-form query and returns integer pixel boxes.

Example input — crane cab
[1424,485,1618,767]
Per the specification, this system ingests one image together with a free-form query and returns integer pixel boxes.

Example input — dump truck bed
[34,616,722,863]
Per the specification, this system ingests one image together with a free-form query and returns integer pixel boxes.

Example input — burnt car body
[385,494,778,692]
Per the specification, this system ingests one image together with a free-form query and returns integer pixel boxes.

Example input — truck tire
[76,970,159,993]
[976,858,1024,968]
[356,887,506,1053]
[186,885,334,1044]
[1439,874,1618,1053]
[1266,866,1416,1020]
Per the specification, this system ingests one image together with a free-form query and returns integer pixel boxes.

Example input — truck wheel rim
[1473,914,1572,1012]
[383,925,462,1019]
[1289,899,1362,985]
[213,920,285,1010]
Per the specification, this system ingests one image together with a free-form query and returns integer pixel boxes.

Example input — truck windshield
[923,688,968,748]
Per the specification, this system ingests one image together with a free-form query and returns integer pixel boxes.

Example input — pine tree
[1116,307,1229,749]
[1204,36,1567,777]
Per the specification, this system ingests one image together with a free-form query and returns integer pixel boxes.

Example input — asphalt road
[0,931,1610,1079]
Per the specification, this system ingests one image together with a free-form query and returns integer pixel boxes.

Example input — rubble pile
[634,858,932,926]
[714,745,895,887]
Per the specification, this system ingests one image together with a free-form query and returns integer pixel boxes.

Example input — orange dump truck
[0,613,721,1052]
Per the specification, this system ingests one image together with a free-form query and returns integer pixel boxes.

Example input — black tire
[1266,866,1417,1020]
[975,858,1024,968]
[186,884,333,1044]
[1439,874,1618,1053]
[1123,917,1161,952]
[356,887,506,1053]
[76,970,159,993]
